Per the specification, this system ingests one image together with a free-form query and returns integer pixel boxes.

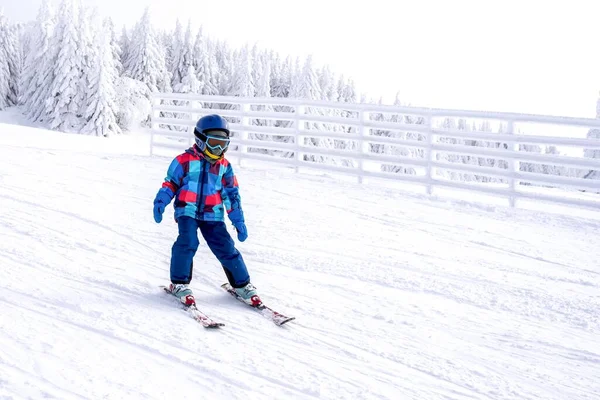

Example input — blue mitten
[153,190,172,223]
[228,208,247,242]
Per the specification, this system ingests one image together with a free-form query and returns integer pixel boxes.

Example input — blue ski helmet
[195,114,230,136]
[193,114,231,161]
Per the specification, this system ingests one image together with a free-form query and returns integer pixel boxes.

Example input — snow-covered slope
[0,123,599,400]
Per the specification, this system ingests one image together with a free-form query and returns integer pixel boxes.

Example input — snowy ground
[0,122,599,400]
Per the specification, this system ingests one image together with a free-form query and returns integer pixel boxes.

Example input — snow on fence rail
[150,93,600,211]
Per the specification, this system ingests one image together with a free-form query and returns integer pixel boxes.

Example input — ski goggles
[203,130,230,153]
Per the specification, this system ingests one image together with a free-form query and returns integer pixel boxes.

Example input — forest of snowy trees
[0,0,598,184]
[0,0,358,136]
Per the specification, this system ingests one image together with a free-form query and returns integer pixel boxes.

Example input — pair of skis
[161,283,295,329]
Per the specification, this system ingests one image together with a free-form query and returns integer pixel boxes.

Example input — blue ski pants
[170,216,250,288]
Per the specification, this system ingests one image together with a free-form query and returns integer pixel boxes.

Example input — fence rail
[150,94,600,211]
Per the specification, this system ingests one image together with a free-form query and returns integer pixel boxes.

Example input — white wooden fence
[150,93,600,211]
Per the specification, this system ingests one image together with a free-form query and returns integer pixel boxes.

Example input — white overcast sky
[2,0,599,118]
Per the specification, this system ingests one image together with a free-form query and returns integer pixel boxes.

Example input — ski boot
[168,283,196,307]
[233,282,262,307]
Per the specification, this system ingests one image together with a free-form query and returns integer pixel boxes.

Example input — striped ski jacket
[157,145,242,222]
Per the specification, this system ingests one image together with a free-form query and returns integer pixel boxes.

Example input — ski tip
[276,317,296,326]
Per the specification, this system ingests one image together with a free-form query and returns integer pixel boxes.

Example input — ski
[160,285,225,329]
[221,283,295,326]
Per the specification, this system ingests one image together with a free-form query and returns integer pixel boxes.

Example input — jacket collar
[187,145,221,164]
[187,145,205,158]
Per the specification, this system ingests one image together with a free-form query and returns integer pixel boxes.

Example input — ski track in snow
[0,129,599,400]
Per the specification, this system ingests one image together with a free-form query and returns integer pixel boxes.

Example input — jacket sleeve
[221,162,241,213]
[157,156,184,201]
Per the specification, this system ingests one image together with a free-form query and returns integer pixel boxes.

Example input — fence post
[149,94,161,156]
[294,104,305,173]
[357,108,367,184]
[507,120,517,207]
[425,111,434,195]
[239,102,251,166]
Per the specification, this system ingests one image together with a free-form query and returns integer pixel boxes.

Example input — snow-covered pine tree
[0,13,12,109]
[190,27,203,73]
[175,65,201,94]
[9,23,24,106]
[318,65,338,103]
[169,19,184,89]
[229,45,255,97]
[270,54,291,99]
[18,21,33,59]
[317,65,337,133]
[214,40,234,97]
[119,25,130,69]
[20,0,55,122]
[168,22,197,130]
[270,54,294,129]
[104,17,122,75]
[77,3,97,125]
[45,0,85,132]
[253,55,273,127]
[81,18,121,136]
[123,7,171,94]
[337,75,357,104]
[288,56,302,99]
[122,7,171,129]
[173,60,201,133]
[193,29,218,98]
[251,44,263,95]
[296,55,321,108]
[0,13,22,108]
[296,55,332,163]
[245,55,275,154]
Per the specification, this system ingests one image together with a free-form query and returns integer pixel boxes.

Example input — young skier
[153,114,261,308]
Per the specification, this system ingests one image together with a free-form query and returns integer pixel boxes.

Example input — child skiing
[153,114,261,308]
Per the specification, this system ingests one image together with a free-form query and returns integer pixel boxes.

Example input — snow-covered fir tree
[104,17,122,75]
[337,75,357,104]
[19,0,55,121]
[76,3,97,123]
[18,22,33,59]
[10,3,372,136]
[271,54,291,99]
[229,45,255,97]
[119,26,130,69]
[172,22,195,92]
[175,65,201,94]
[81,18,121,136]
[270,55,294,129]
[45,0,86,131]
[296,55,321,109]
[213,41,233,96]
[0,13,22,108]
[253,56,273,127]
[169,19,185,89]
[193,29,218,97]
[123,8,171,93]
[0,13,13,109]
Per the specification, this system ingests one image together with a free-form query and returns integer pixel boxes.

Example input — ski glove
[228,208,247,242]
[153,190,172,223]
